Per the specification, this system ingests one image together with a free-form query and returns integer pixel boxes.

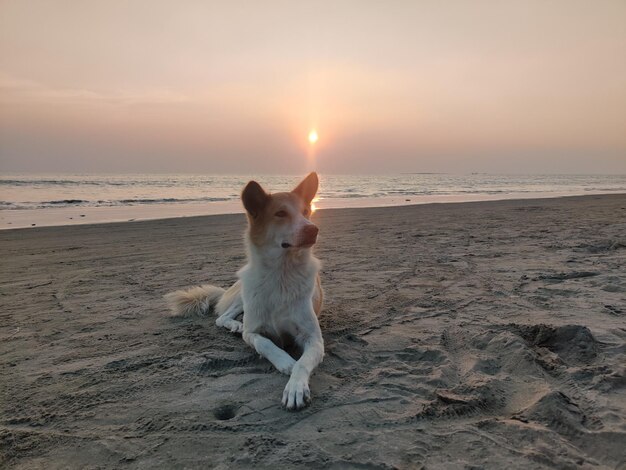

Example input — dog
[165,172,324,410]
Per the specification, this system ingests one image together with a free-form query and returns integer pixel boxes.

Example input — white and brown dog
[165,172,323,410]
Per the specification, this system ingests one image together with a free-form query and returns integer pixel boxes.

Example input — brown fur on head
[242,172,319,250]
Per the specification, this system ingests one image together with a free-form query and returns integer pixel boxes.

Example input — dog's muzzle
[298,224,319,247]
[282,224,319,249]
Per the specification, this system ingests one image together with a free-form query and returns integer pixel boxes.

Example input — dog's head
[242,172,319,251]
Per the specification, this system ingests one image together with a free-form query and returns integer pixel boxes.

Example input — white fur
[164,173,324,410]
[239,239,323,409]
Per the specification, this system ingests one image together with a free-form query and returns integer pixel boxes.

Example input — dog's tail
[164,284,225,317]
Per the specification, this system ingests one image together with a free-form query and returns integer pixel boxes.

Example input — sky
[1,0,625,174]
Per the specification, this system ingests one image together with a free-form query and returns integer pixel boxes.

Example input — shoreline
[2,189,625,230]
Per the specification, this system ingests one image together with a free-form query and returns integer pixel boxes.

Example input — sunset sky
[1,1,625,174]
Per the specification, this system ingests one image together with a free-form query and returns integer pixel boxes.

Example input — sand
[1,194,625,469]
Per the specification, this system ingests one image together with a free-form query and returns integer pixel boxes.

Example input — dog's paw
[282,377,311,410]
[227,320,243,334]
[274,356,296,375]
[217,319,243,334]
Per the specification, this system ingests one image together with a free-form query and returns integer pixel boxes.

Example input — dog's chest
[238,260,317,330]
[241,266,311,309]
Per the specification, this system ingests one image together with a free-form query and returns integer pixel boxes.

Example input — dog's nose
[303,224,319,238]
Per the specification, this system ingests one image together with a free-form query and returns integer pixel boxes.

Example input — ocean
[1,173,625,229]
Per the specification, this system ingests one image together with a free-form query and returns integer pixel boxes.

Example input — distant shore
[2,189,625,230]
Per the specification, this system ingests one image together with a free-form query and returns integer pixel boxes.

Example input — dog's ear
[242,181,269,218]
[292,172,318,205]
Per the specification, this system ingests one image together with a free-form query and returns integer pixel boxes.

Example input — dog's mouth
[281,238,317,249]
[282,225,319,249]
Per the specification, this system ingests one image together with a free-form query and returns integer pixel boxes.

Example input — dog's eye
[274,210,287,218]
[303,208,310,216]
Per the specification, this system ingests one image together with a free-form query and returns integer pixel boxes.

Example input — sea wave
[42,199,89,205]
[0,179,107,186]
[0,196,233,210]
[1,173,625,212]
[117,197,231,204]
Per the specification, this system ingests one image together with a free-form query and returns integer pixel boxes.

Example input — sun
[308,129,318,144]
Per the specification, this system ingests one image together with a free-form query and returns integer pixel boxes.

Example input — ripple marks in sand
[511,324,599,365]
[512,391,598,436]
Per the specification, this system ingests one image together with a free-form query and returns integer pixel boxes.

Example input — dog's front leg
[243,332,296,375]
[215,298,244,333]
[282,333,324,410]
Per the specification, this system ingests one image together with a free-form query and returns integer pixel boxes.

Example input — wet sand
[2,190,616,230]
[1,194,625,469]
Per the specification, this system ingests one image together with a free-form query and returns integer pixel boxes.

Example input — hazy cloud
[1,0,625,174]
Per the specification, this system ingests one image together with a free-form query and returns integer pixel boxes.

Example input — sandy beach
[1,194,625,469]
